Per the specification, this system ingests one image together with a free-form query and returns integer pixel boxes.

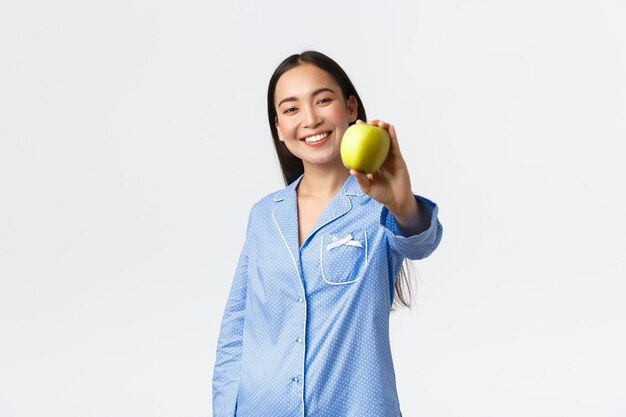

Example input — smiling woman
[212,50,443,417]
[273,63,358,171]
[267,51,368,186]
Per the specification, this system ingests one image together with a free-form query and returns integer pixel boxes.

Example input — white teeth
[304,132,329,143]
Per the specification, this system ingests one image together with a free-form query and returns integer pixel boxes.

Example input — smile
[303,132,330,143]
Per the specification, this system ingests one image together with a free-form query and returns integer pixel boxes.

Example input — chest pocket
[320,231,369,285]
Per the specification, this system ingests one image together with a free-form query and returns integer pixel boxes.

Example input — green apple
[340,123,390,173]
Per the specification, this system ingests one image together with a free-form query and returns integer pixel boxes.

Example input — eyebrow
[277,87,336,108]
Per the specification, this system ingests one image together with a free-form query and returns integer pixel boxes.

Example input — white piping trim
[272,209,307,411]
[272,211,302,284]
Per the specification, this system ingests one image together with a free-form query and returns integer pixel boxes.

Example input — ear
[347,95,358,123]
[275,117,284,141]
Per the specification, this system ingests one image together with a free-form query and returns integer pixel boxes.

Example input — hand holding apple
[347,120,426,236]
[340,123,390,173]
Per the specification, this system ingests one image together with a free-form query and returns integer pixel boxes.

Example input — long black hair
[267,51,367,186]
[266,50,414,309]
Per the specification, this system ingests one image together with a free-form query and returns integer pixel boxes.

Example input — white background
[1,0,625,416]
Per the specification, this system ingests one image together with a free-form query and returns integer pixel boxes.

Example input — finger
[368,119,391,131]
[350,169,372,193]
[379,124,407,172]
[387,124,401,154]
[377,120,390,130]
[355,119,365,125]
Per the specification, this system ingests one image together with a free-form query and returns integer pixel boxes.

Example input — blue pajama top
[212,174,443,416]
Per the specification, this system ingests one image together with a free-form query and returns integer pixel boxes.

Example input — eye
[316,97,332,105]
[283,106,297,114]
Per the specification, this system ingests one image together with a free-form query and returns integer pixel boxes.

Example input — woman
[212,50,443,416]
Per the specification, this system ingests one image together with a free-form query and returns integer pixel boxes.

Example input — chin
[306,154,343,168]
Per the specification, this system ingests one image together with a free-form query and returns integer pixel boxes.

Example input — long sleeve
[212,238,249,417]
[380,195,443,260]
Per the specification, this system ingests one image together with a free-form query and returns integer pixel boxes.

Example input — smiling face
[274,64,358,170]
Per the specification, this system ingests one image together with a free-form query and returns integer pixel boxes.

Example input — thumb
[350,169,372,194]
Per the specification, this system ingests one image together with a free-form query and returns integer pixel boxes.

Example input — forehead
[274,64,342,101]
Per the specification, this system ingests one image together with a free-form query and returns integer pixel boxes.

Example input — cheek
[277,118,299,138]
[326,105,351,126]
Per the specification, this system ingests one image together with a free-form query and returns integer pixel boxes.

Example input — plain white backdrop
[1,0,625,416]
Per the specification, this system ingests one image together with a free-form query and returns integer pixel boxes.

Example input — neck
[298,162,350,198]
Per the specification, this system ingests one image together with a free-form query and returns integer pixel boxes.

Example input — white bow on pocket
[325,234,363,251]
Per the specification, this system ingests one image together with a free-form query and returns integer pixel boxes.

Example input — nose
[302,105,322,129]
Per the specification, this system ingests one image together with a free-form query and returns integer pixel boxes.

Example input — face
[274,64,358,169]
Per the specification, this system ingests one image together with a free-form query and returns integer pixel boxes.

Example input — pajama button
[298,297,304,303]
[296,337,302,343]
